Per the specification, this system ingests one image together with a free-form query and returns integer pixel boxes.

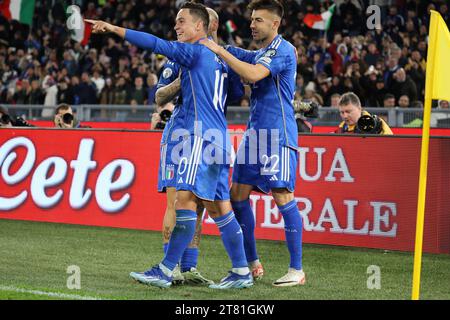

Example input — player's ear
[272,19,280,30]
[195,19,202,32]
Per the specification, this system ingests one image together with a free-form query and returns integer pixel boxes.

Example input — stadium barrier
[3,104,450,127]
[0,128,449,254]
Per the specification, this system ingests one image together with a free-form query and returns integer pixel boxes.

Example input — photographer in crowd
[150,101,175,130]
[293,99,320,133]
[0,105,33,128]
[53,103,88,128]
[335,92,393,135]
[0,105,12,128]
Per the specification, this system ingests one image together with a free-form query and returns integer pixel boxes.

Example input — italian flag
[304,4,335,30]
[0,0,35,25]
[69,10,92,46]
[225,20,237,33]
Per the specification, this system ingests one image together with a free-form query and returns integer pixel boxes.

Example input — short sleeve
[157,61,180,88]
[255,47,287,77]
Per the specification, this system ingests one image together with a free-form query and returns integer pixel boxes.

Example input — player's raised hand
[85,19,114,33]
[199,38,222,54]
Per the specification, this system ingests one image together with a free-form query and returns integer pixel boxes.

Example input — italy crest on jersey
[165,164,175,180]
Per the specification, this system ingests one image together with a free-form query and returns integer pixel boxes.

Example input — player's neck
[189,33,208,44]
[260,32,278,48]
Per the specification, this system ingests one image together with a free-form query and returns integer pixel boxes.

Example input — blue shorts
[176,135,231,201]
[157,142,179,192]
[232,138,297,194]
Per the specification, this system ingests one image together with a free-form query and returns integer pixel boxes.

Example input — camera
[1,113,11,125]
[62,113,74,124]
[1,114,34,127]
[293,100,319,118]
[155,109,173,130]
[355,114,382,134]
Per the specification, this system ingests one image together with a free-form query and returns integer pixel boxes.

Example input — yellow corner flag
[427,11,450,100]
[411,10,450,300]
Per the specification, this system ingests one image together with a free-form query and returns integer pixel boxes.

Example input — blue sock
[213,211,248,268]
[232,200,258,263]
[181,247,199,272]
[163,243,168,255]
[161,210,197,271]
[278,200,303,270]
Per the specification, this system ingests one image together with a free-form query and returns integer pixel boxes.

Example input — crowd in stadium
[0,0,449,114]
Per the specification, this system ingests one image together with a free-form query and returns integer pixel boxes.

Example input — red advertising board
[0,128,449,254]
[29,120,450,136]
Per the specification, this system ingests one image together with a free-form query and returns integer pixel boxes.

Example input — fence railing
[2,104,450,128]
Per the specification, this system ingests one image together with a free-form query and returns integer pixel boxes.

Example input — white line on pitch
[0,285,104,300]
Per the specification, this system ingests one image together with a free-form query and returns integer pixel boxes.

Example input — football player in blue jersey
[86,2,252,290]
[155,56,213,286]
[200,0,306,287]
[153,8,225,287]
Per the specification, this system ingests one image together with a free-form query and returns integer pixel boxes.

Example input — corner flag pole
[411,11,438,301]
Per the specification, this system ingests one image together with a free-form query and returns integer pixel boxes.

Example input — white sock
[232,267,250,276]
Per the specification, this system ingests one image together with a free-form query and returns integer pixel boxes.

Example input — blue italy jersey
[157,60,184,145]
[125,30,232,152]
[156,59,244,145]
[227,35,298,149]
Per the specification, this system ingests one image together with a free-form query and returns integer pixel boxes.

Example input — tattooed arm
[155,77,181,106]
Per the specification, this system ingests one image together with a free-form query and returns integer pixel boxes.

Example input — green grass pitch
[0,219,449,300]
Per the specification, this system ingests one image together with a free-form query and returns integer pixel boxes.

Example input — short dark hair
[338,92,361,107]
[55,103,71,115]
[248,0,284,19]
[180,2,210,32]
[384,93,395,101]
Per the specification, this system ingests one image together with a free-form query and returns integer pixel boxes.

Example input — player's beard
[253,33,267,48]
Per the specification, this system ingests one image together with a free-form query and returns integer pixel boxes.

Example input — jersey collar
[266,34,282,49]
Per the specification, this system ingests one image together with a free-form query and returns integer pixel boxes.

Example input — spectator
[384,55,400,88]
[62,51,78,77]
[295,74,305,96]
[128,76,146,105]
[330,93,341,108]
[385,5,405,34]
[317,77,332,106]
[70,76,81,105]
[361,66,384,107]
[57,80,74,105]
[398,95,410,108]
[431,100,450,127]
[78,72,98,104]
[91,70,105,98]
[13,79,31,104]
[113,76,128,105]
[405,50,426,101]
[42,74,58,117]
[100,78,115,105]
[383,93,396,108]
[239,96,250,107]
[29,79,44,105]
[391,67,418,104]
[364,42,380,67]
